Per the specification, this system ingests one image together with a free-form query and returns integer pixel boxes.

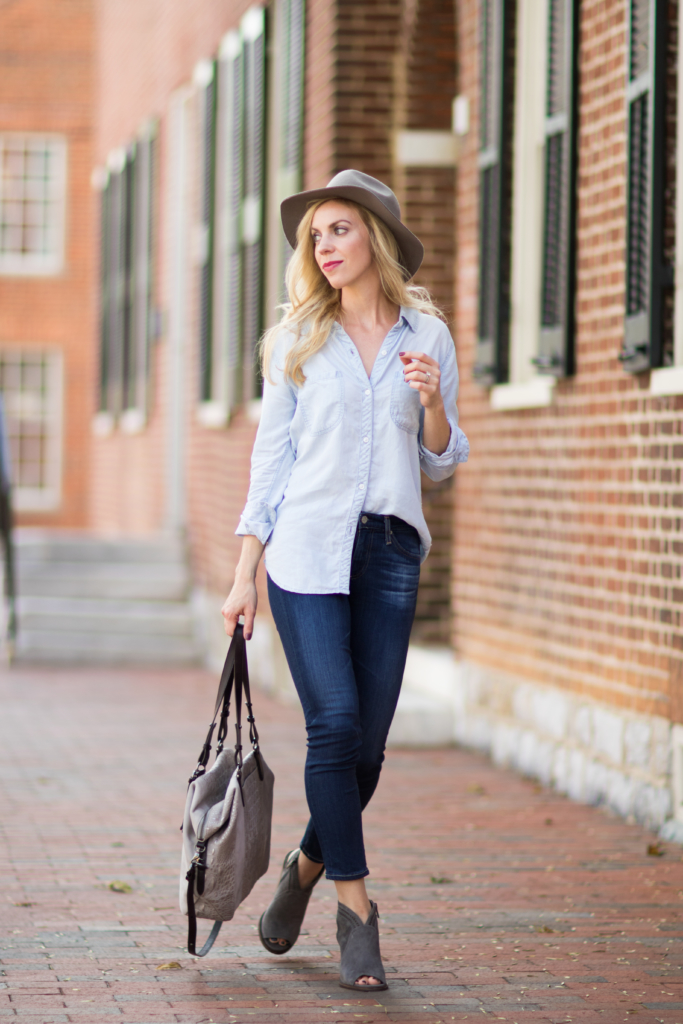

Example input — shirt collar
[399,306,419,332]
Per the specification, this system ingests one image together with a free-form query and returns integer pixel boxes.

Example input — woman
[221,170,469,991]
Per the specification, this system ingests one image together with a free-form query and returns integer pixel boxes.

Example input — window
[0,349,62,511]
[620,0,669,372]
[474,0,515,386]
[0,134,66,276]
[97,123,157,430]
[488,0,578,411]
[197,4,274,423]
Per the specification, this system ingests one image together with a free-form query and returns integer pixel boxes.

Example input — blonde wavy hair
[260,198,444,385]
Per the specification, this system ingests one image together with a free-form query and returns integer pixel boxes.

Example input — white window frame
[0,133,67,277]
[0,347,63,512]
[490,0,555,412]
[650,19,683,396]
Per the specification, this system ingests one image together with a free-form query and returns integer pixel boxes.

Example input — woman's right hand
[221,535,265,640]
[221,578,258,639]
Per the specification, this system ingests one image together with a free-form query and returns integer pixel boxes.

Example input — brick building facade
[0,0,95,527]
[428,0,683,835]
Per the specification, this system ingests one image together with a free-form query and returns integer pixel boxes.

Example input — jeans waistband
[358,512,416,535]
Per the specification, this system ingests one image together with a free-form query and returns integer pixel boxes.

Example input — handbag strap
[185,860,222,957]
[187,625,243,785]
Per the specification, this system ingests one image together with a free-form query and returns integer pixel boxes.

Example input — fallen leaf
[647,843,665,857]
[108,881,133,893]
[545,818,553,826]
[431,876,453,885]
[14,901,35,907]
[467,783,487,796]
[111,842,124,848]
[158,962,182,970]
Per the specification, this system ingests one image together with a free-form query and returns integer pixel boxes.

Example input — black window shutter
[475,0,516,386]
[279,0,305,292]
[106,153,129,416]
[535,0,579,377]
[241,7,266,400]
[198,63,218,402]
[620,0,669,371]
[98,176,111,412]
[122,145,136,411]
[215,33,244,413]
[130,126,156,418]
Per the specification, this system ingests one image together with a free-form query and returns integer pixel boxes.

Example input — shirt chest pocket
[390,371,422,434]
[299,372,345,435]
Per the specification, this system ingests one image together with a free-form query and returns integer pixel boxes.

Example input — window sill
[197,402,229,428]
[13,487,60,512]
[650,366,683,396]
[490,376,556,411]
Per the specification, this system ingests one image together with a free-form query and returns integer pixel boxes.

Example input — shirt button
[381,350,387,356]
[361,515,368,523]
[364,389,370,396]
[358,483,364,490]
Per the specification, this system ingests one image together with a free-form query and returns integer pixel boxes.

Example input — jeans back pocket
[300,372,344,435]
[390,370,422,434]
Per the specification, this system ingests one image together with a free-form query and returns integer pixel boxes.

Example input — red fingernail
[399,351,406,356]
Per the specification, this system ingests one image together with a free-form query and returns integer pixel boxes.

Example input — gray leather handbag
[180,624,274,956]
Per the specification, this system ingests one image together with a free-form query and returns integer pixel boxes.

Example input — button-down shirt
[237,306,469,594]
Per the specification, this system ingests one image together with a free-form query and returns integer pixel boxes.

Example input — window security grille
[98,127,157,422]
[534,0,578,377]
[0,135,66,276]
[0,350,62,511]
[620,0,669,372]
[475,0,515,386]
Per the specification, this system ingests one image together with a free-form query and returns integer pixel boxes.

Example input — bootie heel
[336,901,388,991]
[258,849,324,955]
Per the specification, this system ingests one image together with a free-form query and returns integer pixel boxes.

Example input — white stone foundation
[390,646,673,834]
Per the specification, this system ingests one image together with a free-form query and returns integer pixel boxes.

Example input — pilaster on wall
[304,0,336,187]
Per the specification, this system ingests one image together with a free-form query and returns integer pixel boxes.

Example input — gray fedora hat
[281,169,424,279]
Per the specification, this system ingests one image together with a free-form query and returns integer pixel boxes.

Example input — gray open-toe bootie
[258,849,324,955]
[336,900,388,991]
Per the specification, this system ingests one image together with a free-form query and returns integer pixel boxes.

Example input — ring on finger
[425,371,431,383]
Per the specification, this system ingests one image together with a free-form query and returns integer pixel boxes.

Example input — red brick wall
[0,0,95,529]
[453,0,683,721]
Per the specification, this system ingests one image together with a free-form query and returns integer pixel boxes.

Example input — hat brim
[281,184,424,280]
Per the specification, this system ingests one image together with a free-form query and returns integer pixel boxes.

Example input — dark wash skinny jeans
[267,512,420,881]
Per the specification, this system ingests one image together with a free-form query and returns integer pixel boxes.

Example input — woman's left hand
[399,351,442,409]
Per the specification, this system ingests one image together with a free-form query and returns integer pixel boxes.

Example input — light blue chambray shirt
[236,306,469,594]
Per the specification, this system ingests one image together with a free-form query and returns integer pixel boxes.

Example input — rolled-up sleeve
[236,337,297,543]
[418,325,470,481]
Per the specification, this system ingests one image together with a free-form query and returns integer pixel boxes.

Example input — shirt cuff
[235,501,278,545]
[418,418,469,467]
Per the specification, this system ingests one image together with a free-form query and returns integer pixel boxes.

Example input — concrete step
[17,562,189,600]
[13,529,202,666]
[16,628,201,665]
[15,529,186,565]
[18,596,196,636]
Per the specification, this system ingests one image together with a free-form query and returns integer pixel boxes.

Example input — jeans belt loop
[384,516,392,545]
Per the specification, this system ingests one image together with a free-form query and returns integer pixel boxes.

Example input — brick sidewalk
[1,665,683,1024]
